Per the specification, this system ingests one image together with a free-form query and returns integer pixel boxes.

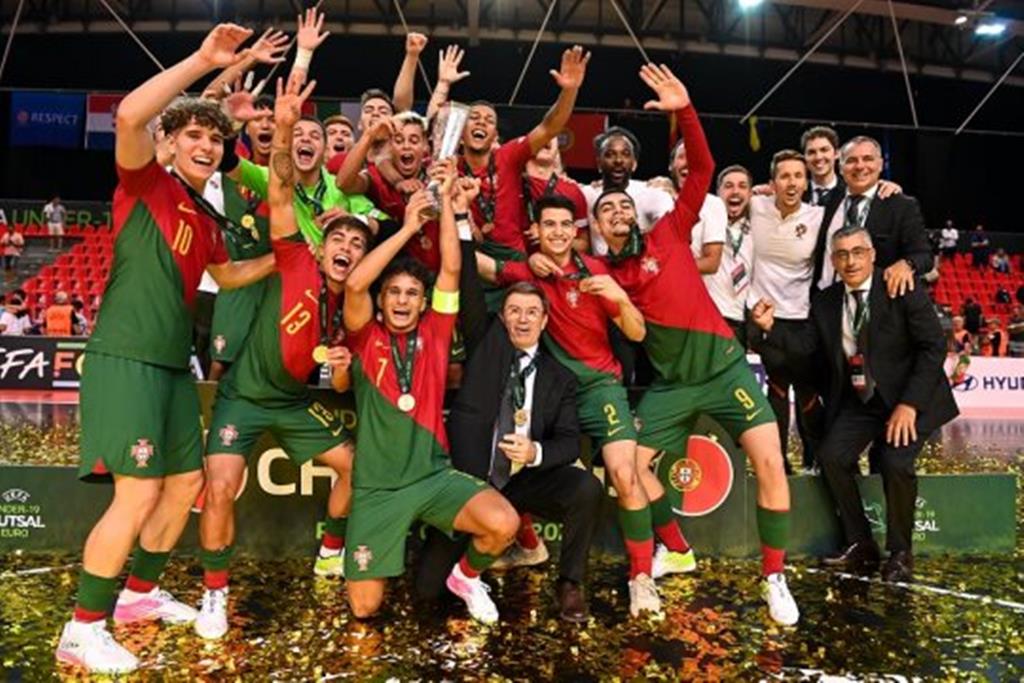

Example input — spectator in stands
[995,285,1012,305]
[72,300,90,336]
[951,315,971,353]
[1008,306,1024,357]
[961,297,983,335]
[969,224,989,269]
[938,219,958,258]
[43,195,67,251]
[0,294,28,336]
[984,318,1008,357]
[1,223,25,279]
[44,290,74,337]
[991,248,1011,274]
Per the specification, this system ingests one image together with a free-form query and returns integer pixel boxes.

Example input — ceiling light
[975,21,1007,37]
[738,0,764,10]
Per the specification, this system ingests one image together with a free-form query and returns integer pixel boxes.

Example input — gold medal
[397,393,416,412]
[514,408,529,427]
[312,345,329,364]
[241,214,255,229]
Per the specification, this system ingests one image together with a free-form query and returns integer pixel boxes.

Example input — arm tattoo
[271,150,294,187]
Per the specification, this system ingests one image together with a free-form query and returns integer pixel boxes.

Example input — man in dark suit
[752,225,958,582]
[415,238,603,622]
[811,136,932,299]
[800,125,846,209]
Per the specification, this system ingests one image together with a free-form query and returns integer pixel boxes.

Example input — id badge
[849,353,866,390]
[731,261,748,292]
[316,364,333,389]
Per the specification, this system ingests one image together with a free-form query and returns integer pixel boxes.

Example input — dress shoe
[823,540,881,573]
[556,579,589,624]
[881,550,914,583]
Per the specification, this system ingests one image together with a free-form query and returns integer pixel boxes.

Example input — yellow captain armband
[432,289,460,314]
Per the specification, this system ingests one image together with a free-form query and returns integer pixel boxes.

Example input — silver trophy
[426,102,470,213]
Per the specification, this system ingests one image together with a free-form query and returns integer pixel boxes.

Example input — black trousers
[193,290,216,378]
[818,391,923,553]
[759,318,826,471]
[725,316,747,350]
[414,465,603,601]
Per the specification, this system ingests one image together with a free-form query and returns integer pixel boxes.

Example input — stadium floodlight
[738,0,764,10]
[974,20,1007,36]
[954,15,969,26]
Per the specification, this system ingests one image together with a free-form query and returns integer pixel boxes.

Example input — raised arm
[335,118,395,194]
[116,23,253,170]
[426,44,470,120]
[290,8,329,89]
[434,159,461,294]
[344,190,433,332]
[640,64,714,243]
[393,33,427,112]
[202,28,288,101]
[525,45,590,154]
[268,74,318,240]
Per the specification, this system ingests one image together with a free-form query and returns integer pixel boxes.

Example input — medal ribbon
[509,352,538,410]
[170,170,258,249]
[318,273,345,348]
[296,174,329,216]
[846,290,870,337]
[606,224,643,264]
[562,250,593,282]
[727,220,748,256]
[521,173,560,223]
[389,330,418,395]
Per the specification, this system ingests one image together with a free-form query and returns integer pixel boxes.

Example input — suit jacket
[446,243,580,481]
[766,269,958,435]
[811,191,932,292]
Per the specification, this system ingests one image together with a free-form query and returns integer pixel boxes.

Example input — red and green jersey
[462,136,533,257]
[224,234,341,404]
[365,163,441,273]
[601,106,741,386]
[88,160,228,369]
[499,255,622,387]
[348,300,457,489]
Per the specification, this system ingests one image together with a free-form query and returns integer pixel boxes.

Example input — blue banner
[9,92,85,148]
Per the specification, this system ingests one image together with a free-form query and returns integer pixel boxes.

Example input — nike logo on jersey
[745,407,765,422]
[607,425,626,437]
[177,202,197,215]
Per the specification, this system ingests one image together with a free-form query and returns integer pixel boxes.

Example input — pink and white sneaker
[113,587,197,625]
[445,564,499,625]
[55,620,138,674]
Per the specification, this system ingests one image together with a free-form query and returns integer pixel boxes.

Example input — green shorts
[79,352,202,481]
[206,391,353,465]
[636,359,775,454]
[577,380,637,451]
[210,280,266,363]
[345,468,488,579]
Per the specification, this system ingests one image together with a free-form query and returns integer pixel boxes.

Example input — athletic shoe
[627,573,662,618]
[113,587,197,625]
[761,572,800,626]
[55,620,138,674]
[446,565,499,625]
[194,588,229,640]
[490,541,549,570]
[314,550,345,578]
[652,545,697,579]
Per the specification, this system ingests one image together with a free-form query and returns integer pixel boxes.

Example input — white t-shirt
[747,196,824,320]
[689,194,728,262]
[940,228,958,249]
[197,171,226,295]
[43,202,67,227]
[704,217,754,321]
[583,179,674,256]
[0,310,27,335]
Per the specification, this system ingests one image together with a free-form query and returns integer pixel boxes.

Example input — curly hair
[159,97,233,137]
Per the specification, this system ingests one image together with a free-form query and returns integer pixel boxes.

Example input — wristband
[453,212,470,221]
[294,48,313,71]
[219,136,240,173]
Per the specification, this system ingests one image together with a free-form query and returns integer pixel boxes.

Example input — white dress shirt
[747,196,824,320]
[703,217,753,321]
[818,183,879,290]
[939,228,958,250]
[490,343,544,473]
[809,176,838,206]
[689,194,728,262]
[583,179,674,255]
[842,275,873,359]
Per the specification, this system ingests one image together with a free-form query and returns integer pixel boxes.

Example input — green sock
[128,546,170,584]
[756,506,790,550]
[649,494,674,528]
[76,570,118,614]
[464,541,498,574]
[323,515,347,539]
[616,505,654,541]
[199,546,234,572]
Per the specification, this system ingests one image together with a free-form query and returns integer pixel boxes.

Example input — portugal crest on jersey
[795,223,807,239]
[566,288,580,308]
[641,256,660,274]
[213,334,227,354]
[353,545,373,572]
[219,424,239,447]
[131,438,154,468]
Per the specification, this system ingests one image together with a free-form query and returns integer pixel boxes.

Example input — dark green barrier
[0,384,1015,557]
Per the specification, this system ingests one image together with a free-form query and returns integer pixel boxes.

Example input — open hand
[247,27,289,65]
[438,44,470,84]
[640,63,691,112]
[550,45,590,90]
[883,260,915,298]
[197,23,253,69]
[296,8,330,51]
[274,74,317,130]
[886,403,918,447]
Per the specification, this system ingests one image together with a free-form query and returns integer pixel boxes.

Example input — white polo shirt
[583,179,674,256]
[747,195,824,320]
[688,194,728,262]
[703,216,753,321]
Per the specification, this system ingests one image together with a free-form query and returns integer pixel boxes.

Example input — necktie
[851,290,875,402]
[845,195,864,228]
[490,351,527,489]
[814,187,829,206]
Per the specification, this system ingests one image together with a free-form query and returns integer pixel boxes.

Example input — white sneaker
[314,549,345,578]
[761,572,800,626]
[194,588,229,640]
[445,564,499,625]
[490,541,550,570]
[113,587,198,624]
[652,544,697,579]
[55,620,139,674]
[627,573,662,618]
